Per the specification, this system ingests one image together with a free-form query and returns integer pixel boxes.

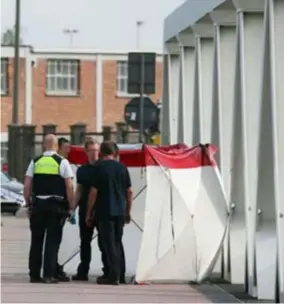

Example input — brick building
[0,45,163,138]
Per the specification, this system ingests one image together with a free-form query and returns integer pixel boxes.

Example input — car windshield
[1,171,12,184]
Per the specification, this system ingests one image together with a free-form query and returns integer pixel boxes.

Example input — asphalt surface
[1,215,257,303]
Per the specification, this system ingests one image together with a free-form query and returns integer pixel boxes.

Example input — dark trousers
[77,212,94,276]
[55,219,66,274]
[98,216,125,282]
[29,199,65,279]
[97,226,110,276]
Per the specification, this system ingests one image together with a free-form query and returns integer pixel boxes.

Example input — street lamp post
[63,28,79,47]
[12,0,21,124]
[136,21,144,49]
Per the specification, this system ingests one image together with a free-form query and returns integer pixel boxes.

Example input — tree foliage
[1,27,24,46]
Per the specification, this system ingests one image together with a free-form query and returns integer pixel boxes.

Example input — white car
[1,171,25,214]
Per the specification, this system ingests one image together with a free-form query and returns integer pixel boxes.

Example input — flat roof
[0,45,163,56]
[164,0,225,42]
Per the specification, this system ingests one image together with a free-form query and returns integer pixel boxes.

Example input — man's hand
[85,213,93,227]
[24,205,32,218]
[125,214,131,224]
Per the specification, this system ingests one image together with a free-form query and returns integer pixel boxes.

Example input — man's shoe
[56,274,70,282]
[30,277,44,283]
[97,274,108,280]
[43,277,58,284]
[97,277,119,285]
[72,274,89,281]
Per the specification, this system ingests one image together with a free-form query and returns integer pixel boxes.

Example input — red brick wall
[1,58,26,132]
[1,57,163,133]
[32,59,97,132]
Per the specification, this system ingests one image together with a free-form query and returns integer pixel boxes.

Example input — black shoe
[72,274,89,281]
[56,273,70,282]
[43,277,58,284]
[97,274,108,280]
[30,277,44,283]
[97,277,119,285]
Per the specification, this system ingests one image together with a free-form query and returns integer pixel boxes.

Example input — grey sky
[1,0,184,51]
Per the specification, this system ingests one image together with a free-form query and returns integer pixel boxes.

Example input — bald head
[43,134,58,151]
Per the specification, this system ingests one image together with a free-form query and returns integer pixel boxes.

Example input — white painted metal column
[169,54,180,144]
[212,22,237,281]
[177,44,184,143]
[164,42,180,145]
[96,54,103,132]
[177,32,196,146]
[25,50,32,124]
[268,0,284,301]
[195,36,214,144]
[161,54,171,145]
[181,46,195,146]
[238,10,264,297]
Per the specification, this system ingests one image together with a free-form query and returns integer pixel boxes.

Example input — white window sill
[116,92,143,98]
[46,91,79,97]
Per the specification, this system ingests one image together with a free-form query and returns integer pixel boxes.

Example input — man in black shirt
[86,141,133,285]
[72,138,108,281]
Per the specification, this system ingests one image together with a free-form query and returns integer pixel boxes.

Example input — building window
[116,61,128,94]
[1,58,9,96]
[46,59,80,96]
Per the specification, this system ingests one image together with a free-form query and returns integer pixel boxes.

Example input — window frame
[45,59,80,97]
[116,61,128,95]
[1,58,9,96]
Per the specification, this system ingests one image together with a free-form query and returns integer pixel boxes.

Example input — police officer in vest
[24,134,74,284]
[54,137,71,281]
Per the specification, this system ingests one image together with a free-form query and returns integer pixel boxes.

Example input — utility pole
[12,0,21,124]
[63,28,79,47]
[136,21,144,49]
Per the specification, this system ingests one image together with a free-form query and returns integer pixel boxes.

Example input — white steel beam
[177,46,184,143]
[181,46,196,146]
[238,11,264,298]
[212,24,237,281]
[161,54,171,145]
[267,0,284,302]
[168,54,180,144]
[195,36,214,144]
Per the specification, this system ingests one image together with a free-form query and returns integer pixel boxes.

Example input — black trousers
[76,211,109,277]
[29,198,65,279]
[98,216,125,282]
[55,218,66,274]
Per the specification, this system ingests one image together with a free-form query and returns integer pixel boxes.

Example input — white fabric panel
[193,167,228,281]
[136,166,228,283]
[135,166,197,282]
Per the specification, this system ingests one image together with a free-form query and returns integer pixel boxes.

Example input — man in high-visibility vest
[24,134,74,284]
[54,137,71,281]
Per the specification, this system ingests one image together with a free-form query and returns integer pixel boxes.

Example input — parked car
[1,171,25,214]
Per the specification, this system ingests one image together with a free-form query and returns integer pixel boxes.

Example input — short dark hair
[58,137,69,148]
[84,138,98,150]
[100,140,117,156]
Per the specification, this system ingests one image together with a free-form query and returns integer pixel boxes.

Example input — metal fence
[6,122,151,182]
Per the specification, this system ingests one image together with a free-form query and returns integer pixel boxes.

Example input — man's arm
[60,159,75,211]
[73,167,83,210]
[73,184,82,210]
[125,167,133,217]
[86,166,99,223]
[86,187,98,218]
[24,160,34,206]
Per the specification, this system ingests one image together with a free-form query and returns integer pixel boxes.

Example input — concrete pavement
[1,216,240,303]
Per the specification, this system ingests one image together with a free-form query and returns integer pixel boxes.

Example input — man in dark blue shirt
[72,138,108,281]
[86,141,133,285]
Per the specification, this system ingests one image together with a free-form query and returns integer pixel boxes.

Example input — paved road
[1,216,240,303]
